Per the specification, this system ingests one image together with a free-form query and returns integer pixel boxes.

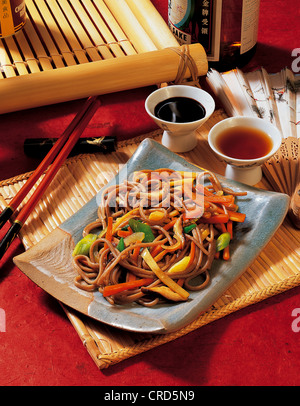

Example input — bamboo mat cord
[0,38,135,72]
[168,45,201,87]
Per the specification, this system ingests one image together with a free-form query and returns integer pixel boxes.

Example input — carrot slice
[132,245,141,262]
[227,220,233,239]
[117,227,133,238]
[188,241,196,266]
[103,278,154,297]
[200,214,229,224]
[223,245,230,261]
[227,211,246,222]
[204,195,234,204]
[105,217,113,242]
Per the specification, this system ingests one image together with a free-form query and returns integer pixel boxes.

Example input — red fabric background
[0,0,300,386]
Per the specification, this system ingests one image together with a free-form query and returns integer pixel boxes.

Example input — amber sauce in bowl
[208,116,282,185]
[215,126,273,160]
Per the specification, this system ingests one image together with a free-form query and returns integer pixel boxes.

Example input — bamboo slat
[0,0,203,114]
[92,0,136,56]
[124,0,179,49]
[103,0,158,53]
[1,109,299,370]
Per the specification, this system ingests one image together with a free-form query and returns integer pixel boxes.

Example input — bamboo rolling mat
[0,0,208,113]
[1,109,300,369]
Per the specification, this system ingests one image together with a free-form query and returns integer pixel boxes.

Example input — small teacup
[145,85,215,153]
[208,116,282,185]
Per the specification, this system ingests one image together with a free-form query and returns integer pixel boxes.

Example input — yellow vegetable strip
[149,211,165,221]
[141,248,189,300]
[201,226,210,240]
[112,208,139,234]
[167,256,191,274]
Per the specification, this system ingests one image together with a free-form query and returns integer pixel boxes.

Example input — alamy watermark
[0,308,6,332]
[291,308,300,333]
[291,48,300,73]
[96,167,205,219]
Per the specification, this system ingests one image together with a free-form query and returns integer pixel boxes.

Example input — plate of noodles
[14,139,289,334]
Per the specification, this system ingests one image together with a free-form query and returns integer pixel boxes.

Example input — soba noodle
[72,169,246,306]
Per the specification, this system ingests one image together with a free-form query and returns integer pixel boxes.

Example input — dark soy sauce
[154,97,206,123]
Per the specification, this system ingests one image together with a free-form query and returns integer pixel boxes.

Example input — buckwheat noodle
[72,169,246,306]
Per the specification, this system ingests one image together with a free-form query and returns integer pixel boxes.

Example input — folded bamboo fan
[207,67,300,228]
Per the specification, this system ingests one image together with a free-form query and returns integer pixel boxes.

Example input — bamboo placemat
[1,109,300,369]
[0,0,208,113]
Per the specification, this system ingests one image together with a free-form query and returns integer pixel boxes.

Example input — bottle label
[168,0,193,44]
[240,0,260,54]
[0,0,26,38]
[168,0,260,61]
[168,0,222,61]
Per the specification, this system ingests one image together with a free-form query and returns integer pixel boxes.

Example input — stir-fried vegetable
[183,223,197,234]
[141,285,187,302]
[72,234,98,256]
[141,248,190,300]
[216,232,231,252]
[123,232,145,246]
[167,256,191,274]
[103,278,154,297]
[149,211,165,221]
[112,208,140,233]
[128,218,155,243]
[116,237,125,252]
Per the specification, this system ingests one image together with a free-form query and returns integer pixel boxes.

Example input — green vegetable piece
[216,232,231,252]
[117,237,125,252]
[128,218,155,243]
[183,223,197,234]
[72,233,98,256]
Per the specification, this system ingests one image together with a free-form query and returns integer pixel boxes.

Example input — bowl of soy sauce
[145,85,215,153]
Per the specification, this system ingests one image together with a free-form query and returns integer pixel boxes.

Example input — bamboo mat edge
[95,273,300,368]
[1,111,300,370]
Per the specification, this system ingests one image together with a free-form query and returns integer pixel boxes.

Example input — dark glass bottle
[168,0,260,72]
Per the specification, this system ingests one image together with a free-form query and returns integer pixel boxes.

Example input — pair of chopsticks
[0,96,100,261]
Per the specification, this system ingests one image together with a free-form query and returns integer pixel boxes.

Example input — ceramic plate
[14,139,289,334]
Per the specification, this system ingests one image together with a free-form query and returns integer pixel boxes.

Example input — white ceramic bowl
[145,85,215,152]
[208,116,282,185]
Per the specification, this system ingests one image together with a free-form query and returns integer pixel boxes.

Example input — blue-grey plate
[13,139,289,334]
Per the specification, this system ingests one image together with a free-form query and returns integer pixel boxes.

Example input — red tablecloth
[0,0,299,387]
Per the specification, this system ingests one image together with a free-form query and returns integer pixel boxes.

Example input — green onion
[128,218,155,243]
[216,232,231,252]
[117,237,125,252]
[72,233,98,256]
[183,223,197,234]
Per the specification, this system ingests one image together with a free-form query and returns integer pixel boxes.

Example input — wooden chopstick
[0,96,99,230]
[0,96,100,261]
